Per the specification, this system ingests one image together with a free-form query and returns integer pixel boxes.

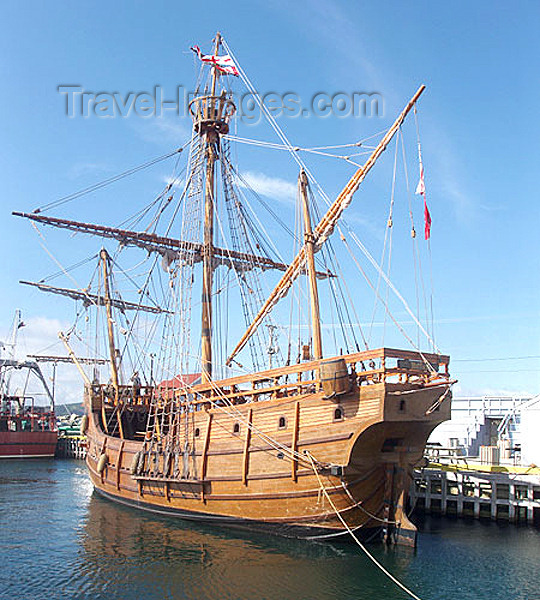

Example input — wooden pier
[410,460,540,525]
[56,434,87,459]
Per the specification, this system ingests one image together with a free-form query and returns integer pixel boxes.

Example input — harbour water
[1,460,538,600]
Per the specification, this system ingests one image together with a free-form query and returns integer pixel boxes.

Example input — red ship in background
[0,311,57,458]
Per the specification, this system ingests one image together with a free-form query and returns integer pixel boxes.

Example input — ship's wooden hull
[84,377,450,546]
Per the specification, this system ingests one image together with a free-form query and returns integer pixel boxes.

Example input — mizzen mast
[299,170,322,360]
[226,85,426,366]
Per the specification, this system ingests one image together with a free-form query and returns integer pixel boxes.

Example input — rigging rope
[340,224,440,357]
[399,128,425,349]
[223,36,438,363]
[414,106,436,351]
[222,38,336,212]
[34,148,184,213]
[138,344,325,469]
[224,133,381,166]
[30,223,83,290]
[369,134,399,345]
[339,229,438,374]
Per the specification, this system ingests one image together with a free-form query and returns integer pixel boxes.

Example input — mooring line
[305,451,423,600]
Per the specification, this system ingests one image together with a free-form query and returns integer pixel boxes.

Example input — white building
[428,395,533,459]
[519,396,540,466]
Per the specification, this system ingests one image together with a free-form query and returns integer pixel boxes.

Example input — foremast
[100,248,124,439]
[100,249,120,400]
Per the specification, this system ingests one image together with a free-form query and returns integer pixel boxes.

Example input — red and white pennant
[415,150,432,240]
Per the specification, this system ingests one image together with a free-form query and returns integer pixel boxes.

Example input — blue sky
[1,0,539,402]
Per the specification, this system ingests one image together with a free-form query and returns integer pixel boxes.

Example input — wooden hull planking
[84,354,451,546]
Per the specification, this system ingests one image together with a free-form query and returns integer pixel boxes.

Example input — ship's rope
[227,158,332,360]
[163,365,321,469]
[400,129,429,350]
[424,386,452,415]
[339,224,440,358]
[225,133,383,152]
[213,184,265,370]
[339,230,438,374]
[223,37,439,361]
[369,134,399,345]
[104,140,196,398]
[220,148,289,369]
[308,185,366,353]
[203,392,314,468]
[223,133,384,167]
[339,480,399,525]
[414,106,436,351]
[118,155,188,233]
[137,129,203,387]
[305,451,423,600]
[388,382,451,396]
[33,147,185,213]
[39,254,100,284]
[293,177,306,359]
[400,128,421,346]
[228,163,298,243]
[119,336,317,468]
[222,37,337,212]
[146,337,448,471]
[225,128,388,151]
[30,223,88,292]
[35,143,191,396]
[327,252,369,352]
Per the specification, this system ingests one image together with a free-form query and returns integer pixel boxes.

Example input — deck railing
[92,347,450,411]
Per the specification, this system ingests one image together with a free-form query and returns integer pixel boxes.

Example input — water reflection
[2,460,538,600]
[78,493,378,600]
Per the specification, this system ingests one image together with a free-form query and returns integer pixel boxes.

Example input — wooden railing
[93,348,450,412]
[90,383,153,410]
[192,347,449,402]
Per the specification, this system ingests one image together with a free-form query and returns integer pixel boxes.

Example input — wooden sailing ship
[15,34,453,545]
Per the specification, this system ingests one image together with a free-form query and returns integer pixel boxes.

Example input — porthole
[382,437,403,452]
[399,400,406,412]
[278,416,287,429]
[334,407,344,421]
[233,422,240,434]
[194,428,200,437]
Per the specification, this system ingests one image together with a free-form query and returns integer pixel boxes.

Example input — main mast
[189,32,237,383]
[200,33,221,383]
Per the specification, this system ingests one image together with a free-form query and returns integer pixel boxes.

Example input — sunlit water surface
[0,460,538,600]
